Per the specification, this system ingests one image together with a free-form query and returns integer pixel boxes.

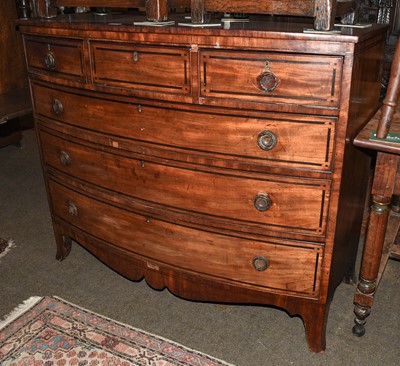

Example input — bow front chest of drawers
[18,13,386,352]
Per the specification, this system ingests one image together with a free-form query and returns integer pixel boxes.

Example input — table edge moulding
[16,2,387,353]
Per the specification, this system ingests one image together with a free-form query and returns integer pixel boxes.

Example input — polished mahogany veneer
[18,11,386,352]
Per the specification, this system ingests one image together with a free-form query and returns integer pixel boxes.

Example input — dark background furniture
[0,0,32,148]
[46,0,356,29]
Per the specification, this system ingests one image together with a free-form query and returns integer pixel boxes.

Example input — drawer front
[48,178,322,296]
[200,50,342,108]
[24,36,86,82]
[91,42,190,95]
[39,130,330,237]
[32,83,335,171]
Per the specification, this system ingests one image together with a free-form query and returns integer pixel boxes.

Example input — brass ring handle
[257,130,277,151]
[252,256,270,271]
[254,194,272,212]
[133,51,139,62]
[67,201,78,216]
[44,52,56,69]
[258,71,278,92]
[59,150,71,166]
[52,98,64,115]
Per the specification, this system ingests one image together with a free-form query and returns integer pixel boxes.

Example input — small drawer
[24,36,86,82]
[39,130,330,237]
[91,42,191,95]
[199,49,342,109]
[48,178,323,296]
[31,83,335,172]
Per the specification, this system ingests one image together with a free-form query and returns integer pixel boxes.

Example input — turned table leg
[353,152,398,336]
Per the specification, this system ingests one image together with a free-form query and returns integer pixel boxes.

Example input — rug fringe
[0,296,43,330]
[0,238,16,259]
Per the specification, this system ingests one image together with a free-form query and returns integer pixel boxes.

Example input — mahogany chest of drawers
[18,12,386,352]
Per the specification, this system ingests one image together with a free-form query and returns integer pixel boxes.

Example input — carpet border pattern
[0,296,235,366]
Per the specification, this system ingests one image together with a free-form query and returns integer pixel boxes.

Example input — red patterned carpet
[0,296,233,366]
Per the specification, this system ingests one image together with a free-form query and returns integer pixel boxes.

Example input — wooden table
[353,105,400,336]
[0,88,31,148]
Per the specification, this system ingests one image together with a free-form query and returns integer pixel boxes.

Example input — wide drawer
[48,178,322,296]
[24,36,86,82]
[32,83,335,171]
[91,42,191,96]
[199,49,342,109]
[39,129,330,237]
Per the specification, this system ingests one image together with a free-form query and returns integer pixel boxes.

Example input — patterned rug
[0,296,234,366]
[0,238,15,259]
